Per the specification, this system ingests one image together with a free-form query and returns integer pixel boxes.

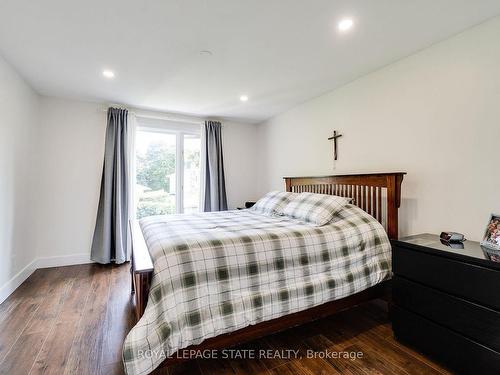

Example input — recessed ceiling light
[102,70,115,78]
[338,18,354,32]
[240,95,249,102]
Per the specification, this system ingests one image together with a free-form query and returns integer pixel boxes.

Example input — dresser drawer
[393,246,500,311]
[393,276,500,352]
[392,305,500,375]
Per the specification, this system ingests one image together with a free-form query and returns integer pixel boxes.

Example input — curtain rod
[99,105,206,126]
[135,112,203,126]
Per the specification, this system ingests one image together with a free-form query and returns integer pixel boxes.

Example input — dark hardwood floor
[0,264,452,375]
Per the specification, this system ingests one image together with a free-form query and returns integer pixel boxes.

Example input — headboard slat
[284,173,405,239]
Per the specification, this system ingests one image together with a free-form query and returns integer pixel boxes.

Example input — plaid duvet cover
[123,205,391,375]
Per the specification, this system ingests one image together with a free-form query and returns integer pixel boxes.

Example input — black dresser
[392,234,500,374]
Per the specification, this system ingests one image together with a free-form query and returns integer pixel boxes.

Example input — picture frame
[481,245,500,263]
[480,213,500,250]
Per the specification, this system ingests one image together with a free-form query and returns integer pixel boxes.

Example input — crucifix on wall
[328,130,343,161]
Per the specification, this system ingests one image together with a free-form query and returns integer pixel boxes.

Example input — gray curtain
[91,108,129,264]
[202,120,228,211]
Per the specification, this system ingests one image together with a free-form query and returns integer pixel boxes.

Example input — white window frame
[135,117,201,215]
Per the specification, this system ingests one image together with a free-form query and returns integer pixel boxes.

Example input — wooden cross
[328,130,343,161]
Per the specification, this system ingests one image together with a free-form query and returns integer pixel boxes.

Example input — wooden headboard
[284,172,405,239]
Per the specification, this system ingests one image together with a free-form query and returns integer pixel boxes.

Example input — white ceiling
[1,0,500,123]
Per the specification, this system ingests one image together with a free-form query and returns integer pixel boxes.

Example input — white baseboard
[0,254,94,304]
[35,253,93,269]
[0,258,37,304]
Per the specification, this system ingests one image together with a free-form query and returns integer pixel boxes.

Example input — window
[183,134,201,214]
[135,119,201,219]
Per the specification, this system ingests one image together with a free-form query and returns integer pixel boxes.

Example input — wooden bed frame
[130,172,405,365]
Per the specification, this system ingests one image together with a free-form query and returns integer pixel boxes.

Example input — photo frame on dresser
[480,213,500,250]
[482,246,500,263]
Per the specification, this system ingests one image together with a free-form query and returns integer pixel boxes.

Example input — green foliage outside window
[136,142,175,193]
[135,140,200,219]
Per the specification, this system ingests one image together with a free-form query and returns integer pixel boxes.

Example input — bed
[124,173,405,375]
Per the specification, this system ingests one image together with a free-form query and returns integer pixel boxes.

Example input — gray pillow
[283,192,350,226]
[251,191,296,216]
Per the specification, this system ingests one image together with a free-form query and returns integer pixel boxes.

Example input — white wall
[34,97,259,259]
[257,16,500,241]
[34,98,106,259]
[223,121,260,207]
[0,55,39,293]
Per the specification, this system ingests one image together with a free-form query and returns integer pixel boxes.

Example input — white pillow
[283,192,350,226]
[251,191,296,216]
